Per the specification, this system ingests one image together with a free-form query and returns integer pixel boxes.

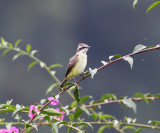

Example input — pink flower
[0,128,9,133]
[55,108,65,121]
[9,127,19,133]
[28,105,38,119]
[48,97,59,106]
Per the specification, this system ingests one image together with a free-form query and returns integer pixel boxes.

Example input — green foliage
[3,49,10,56]
[12,104,27,116]
[99,114,115,121]
[46,83,58,95]
[26,123,38,131]
[12,53,23,61]
[146,1,160,13]
[26,44,32,53]
[74,84,80,103]
[133,0,138,9]
[41,108,62,116]
[27,61,38,71]
[78,122,93,130]
[101,93,117,101]
[49,64,62,69]
[80,96,92,104]
[97,125,107,133]
[135,128,143,133]
[14,39,22,47]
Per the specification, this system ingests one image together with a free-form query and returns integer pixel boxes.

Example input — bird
[60,43,90,88]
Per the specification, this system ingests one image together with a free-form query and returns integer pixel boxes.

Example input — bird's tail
[60,78,68,88]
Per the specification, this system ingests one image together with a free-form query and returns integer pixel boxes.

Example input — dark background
[0,0,160,133]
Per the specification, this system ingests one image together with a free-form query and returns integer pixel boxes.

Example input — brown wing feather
[65,54,78,77]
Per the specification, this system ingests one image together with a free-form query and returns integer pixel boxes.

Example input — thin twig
[83,96,160,109]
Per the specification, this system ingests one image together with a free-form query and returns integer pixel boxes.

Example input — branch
[21,45,160,132]
[72,121,160,130]
[83,96,160,109]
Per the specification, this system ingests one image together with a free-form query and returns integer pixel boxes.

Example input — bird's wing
[65,54,78,77]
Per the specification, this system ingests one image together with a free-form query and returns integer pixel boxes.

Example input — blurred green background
[0,0,160,132]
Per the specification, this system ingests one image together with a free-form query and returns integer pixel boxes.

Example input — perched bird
[60,43,90,88]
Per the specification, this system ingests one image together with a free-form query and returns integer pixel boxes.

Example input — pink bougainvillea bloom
[0,128,9,133]
[48,97,59,106]
[55,108,65,121]
[28,105,38,119]
[9,127,19,133]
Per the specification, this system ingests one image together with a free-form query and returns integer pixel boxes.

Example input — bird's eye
[79,46,87,51]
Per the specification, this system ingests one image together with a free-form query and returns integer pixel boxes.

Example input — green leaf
[135,128,143,133]
[0,106,16,114]
[74,88,80,103]
[146,1,160,13]
[133,0,138,9]
[67,127,72,133]
[57,121,68,126]
[92,113,97,121]
[151,121,160,126]
[1,37,8,46]
[14,39,22,47]
[134,92,145,98]
[114,54,122,58]
[80,96,92,104]
[71,101,77,108]
[12,53,23,61]
[122,126,135,131]
[26,123,38,131]
[97,125,107,133]
[101,93,117,101]
[74,107,83,120]
[23,127,32,133]
[49,64,62,69]
[3,49,10,56]
[78,122,93,130]
[80,107,90,116]
[122,98,137,113]
[8,43,13,48]
[0,118,5,124]
[46,83,58,95]
[26,44,31,52]
[69,113,74,121]
[123,56,133,69]
[134,93,152,103]
[99,114,115,120]
[42,108,62,116]
[84,70,89,75]
[154,93,160,98]
[12,104,26,116]
[0,100,13,109]
[109,54,122,61]
[27,61,38,71]
[133,44,146,53]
